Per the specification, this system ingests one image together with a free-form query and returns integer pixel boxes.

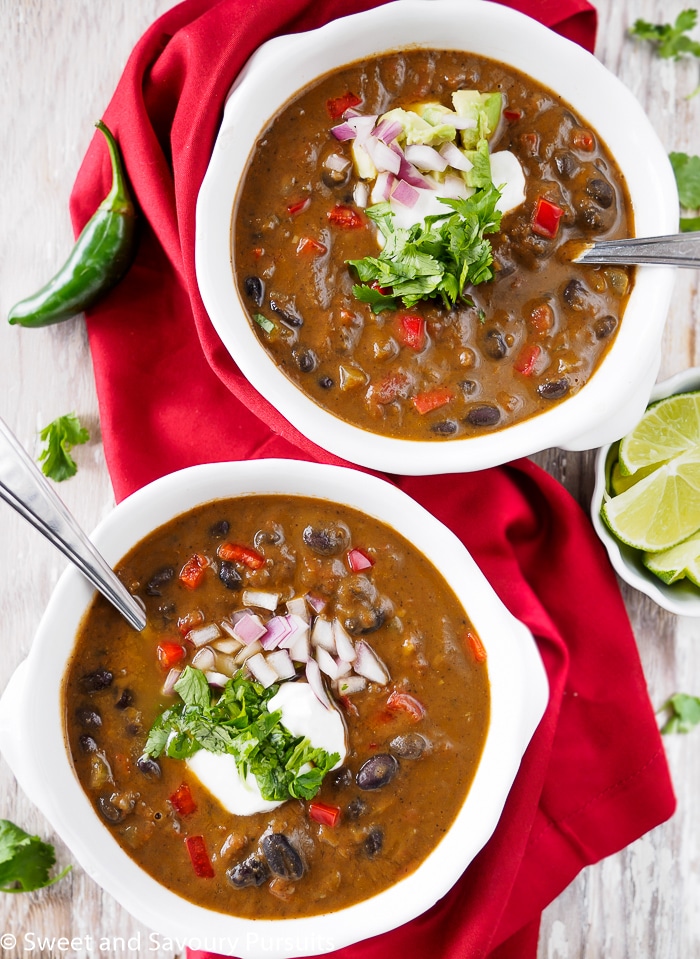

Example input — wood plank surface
[0,1,698,957]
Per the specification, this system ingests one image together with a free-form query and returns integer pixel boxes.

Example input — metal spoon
[0,417,146,631]
[574,231,700,268]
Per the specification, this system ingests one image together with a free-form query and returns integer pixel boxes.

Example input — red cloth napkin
[67,1,676,957]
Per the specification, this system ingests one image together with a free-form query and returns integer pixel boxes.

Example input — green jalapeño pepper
[8,120,137,328]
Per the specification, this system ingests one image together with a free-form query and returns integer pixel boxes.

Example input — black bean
[466,405,501,428]
[483,329,508,359]
[537,378,570,400]
[157,602,177,624]
[344,606,387,635]
[586,177,614,209]
[136,755,162,779]
[356,753,399,790]
[227,855,269,889]
[562,278,587,310]
[145,566,175,597]
[331,766,353,789]
[554,151,578,179]
[80,669,113,694]
[295,349,317,373]
[97,796,125,824]
[219,560,242,590]
[346,798,368,820]
[302,522,350,556]
[322,166,350,188]
[577,203,605,231]
[253,523,284,547]
[244,275,264,306]
[431,420,458,436]
[270,298,303,328]
[594,315,617,339]
[261,834,304,880]
[364,826,384,859]
[76,707,102,728]
[114,689,134,710]
[459,379,477,395]
[318,375,334,389]
[78,734,98,754]
[209,519,230,538]
[390,732,427,760]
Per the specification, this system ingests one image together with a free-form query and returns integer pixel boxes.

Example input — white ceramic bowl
[0,460,547,957]
[195,0,678,475]
[591,368,700,617]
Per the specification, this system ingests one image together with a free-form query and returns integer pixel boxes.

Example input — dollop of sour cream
[186,682,347,816]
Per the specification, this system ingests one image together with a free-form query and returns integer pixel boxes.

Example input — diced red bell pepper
[347,547,374,572]
[397,313,426,352]
[371,371,411,405]
[412,387,454,415]
[328,204,364,229]
[297,236,328,256]
[157,640,187,670]
[169,783,197,816]
[185,835,215,878]
[179,553,209,590]
[326,91,362,119]
[338,693,359,718]
[252,246,265,259]
[503,108,523,122]
[531,197,564,239]
[529,303,554,334]
[287,197,310,216]
[217,542,265,570]
[571,129,595,151]
[466,630,487,664]
[308,801,342,827]
[386,689,426,722]
[513,343,541,376]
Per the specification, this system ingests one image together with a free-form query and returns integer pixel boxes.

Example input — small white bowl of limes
[592,367,700,616]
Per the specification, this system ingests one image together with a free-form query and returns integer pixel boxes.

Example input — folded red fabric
[66,1,676,957]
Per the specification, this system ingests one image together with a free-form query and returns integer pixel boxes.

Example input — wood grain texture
[0,1,698,957]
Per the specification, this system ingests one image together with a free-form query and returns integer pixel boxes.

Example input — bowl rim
[0,459,547,957]
[195,0,678,475]
[591,367,700,617]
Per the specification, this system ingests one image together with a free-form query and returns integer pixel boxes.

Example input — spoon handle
[575,231,700,268]
[0,418,146,631]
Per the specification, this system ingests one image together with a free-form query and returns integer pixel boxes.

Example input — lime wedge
[618,391,700,476]
[601,446,700,551]
[610,459,657,495]
[643,530,700,585]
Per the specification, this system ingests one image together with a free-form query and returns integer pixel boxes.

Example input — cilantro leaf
[669,151,700,230]
[37,413,89,482]
[660,692,700,734]
[0,820,71,893]
[144,668,339,802]
[348,185,502,313]
[629,10,700,59]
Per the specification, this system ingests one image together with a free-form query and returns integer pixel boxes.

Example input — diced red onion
[439,141,474,172]
[373,118,403,143]
[331,122,357,141]
[348,115,378,139]
[191,646,217,671]
[285,627,311,663]
[324,153,351,172]
[246,652,278,688]
[353,641,390,685]
[311,617,336,653]
[397,153,433,189]
[186,623,221,648]
[265,649,296,681]
[333,619,357,662]
[391,179,420,209]
[233,639,263,665]
[212,636,243,654]
[162,668,182,696]
[286,596,310,623]
[315,646,341,680]
[335,675,367,696]
[364,136,401,175]
[214,651,238,678]
[306,592,327,614]
[371,171,395,204]
[232,611,267,645]
[335,657,353,678]
[260,615,292,651]
[305,659,332,709]
[440,173,471,199]
[204,670,231,688]
[405,144,449,172]
[353,181,369,208]
[242,589,280,611]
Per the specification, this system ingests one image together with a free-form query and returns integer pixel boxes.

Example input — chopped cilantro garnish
[253,313,276,334]
[144,667,340,802]
[659,692,700,734]
[0,820,71,893]
[37,413,89,482]
[348,186,502,313]
[629,9,700,59]
[670,151,700,230]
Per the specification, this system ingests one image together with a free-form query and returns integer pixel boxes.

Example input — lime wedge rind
[618,391,700,476]
[644,529,700,585]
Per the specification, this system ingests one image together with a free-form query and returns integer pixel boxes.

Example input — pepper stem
[95,120,135,216]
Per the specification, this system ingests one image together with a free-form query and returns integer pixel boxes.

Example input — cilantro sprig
[670,151,700,231]
[629,9,700,59]
[659,692,700,734]
[348,186,502,313]
[144,667,340,802]
[38,413,89,482]
[0,820,71,893]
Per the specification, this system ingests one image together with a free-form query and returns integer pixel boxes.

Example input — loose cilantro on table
[670,151,700,230]
[629,9,700,59]
[0,820,71,893]
[659,692,700,734]
[144,667,340,802]
[348,185,502,313]
[37,413,89,482]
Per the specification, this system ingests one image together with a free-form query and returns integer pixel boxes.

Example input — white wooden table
[0,1,698,957]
